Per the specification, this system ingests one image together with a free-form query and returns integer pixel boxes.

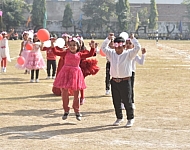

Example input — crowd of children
[0,29,146,127]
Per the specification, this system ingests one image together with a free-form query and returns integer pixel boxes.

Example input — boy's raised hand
[141,48,146,54]
[108,33,115,41]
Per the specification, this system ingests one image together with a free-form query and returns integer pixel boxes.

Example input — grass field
[0,39,190,150]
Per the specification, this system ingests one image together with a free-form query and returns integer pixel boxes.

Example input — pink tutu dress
[25,42,46,70]
[15,40,30,69]
[53,48,95,91]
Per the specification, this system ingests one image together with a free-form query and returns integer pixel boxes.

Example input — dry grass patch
[0,39,190,150]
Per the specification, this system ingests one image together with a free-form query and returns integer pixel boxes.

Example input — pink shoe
[80,98,85,105]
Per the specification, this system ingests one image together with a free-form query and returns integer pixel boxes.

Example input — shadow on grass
[0,77,27,85]
[85,95,111,99]
[0,109,59,117]
[0,123,123,140]
[0,94,59,101]
[0,107,114,118]
[0,77,26,81]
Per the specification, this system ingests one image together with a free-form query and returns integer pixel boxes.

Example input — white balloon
[43,40,51,47]
[119,32,129,41]
[54,38,65,48]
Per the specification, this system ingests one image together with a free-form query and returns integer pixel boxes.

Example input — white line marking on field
[10,56,18,60]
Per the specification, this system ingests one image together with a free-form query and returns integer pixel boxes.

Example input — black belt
[112,77,130,83]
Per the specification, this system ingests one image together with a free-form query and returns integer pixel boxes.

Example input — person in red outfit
[51,37,96,121]
[78,37,100,105]
[42,34,57,79]
[52,33,70,96]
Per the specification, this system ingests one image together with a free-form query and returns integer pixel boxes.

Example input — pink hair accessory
[126,38,132,42]
[76,36,84,41]
[114,42,124,47]
[62,33,69,37]
[29,30,34,33]
[22,31,29,36]
[69,37,80,44]
[1,31,7,35]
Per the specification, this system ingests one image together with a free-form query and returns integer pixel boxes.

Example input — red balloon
[100,49,106,57]
[37,29,50,42]
[25,43,33,50]
[17,56,25,65]
[0,34,3,40]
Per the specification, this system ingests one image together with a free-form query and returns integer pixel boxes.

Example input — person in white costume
[0,29,14,73]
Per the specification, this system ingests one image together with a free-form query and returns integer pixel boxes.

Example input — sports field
[0,39,190,150]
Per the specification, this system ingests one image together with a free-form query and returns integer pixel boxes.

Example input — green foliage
[182,0,190,4]
[0,16,5,31]
[135,12,140,31]
[116,0,131,31]
[0,0,30,31]
[148,0,158,29]
[82,0,115,32]
[31,0,46,28]
[182,1,190,31]
[62,4,73,30]
[139,7,149,26]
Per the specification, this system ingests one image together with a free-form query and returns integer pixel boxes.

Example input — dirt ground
[0,39,190,150]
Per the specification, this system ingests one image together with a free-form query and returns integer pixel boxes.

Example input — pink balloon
[100,49,106,57]
[17,56,25,65]
[0,34,3,40]
[37,29,50,42]
[25,43,33,50]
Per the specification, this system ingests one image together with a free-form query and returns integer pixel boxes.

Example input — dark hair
[79,39,86,50]
[33,38,40,43]
[114,37,125,43]
[50,33,57,39]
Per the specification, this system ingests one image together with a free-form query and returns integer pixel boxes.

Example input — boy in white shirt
[101,33,141,127]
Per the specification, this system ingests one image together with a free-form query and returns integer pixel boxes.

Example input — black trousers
[131,72,135,103]
[31,69,39,80]
[105,61,110,90]
[110,78,134,120]
[47,60,56,77]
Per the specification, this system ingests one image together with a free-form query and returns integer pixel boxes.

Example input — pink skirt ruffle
[53,66,86,91]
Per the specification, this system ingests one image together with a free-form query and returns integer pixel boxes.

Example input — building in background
[24,0,190,39]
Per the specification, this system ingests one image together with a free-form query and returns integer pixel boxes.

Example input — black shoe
[62,112,69,120]
[75,113,82,121]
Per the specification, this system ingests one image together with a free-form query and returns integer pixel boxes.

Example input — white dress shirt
[101,38,141,78]
[132,54,145,72]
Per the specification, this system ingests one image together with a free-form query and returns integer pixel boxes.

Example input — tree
[31,0,46,30]
[82,0,115,33]
[182,0,190,31]
[0,16,4,31]
[139,7,149,26]
[116,0,131,31]
[148,0,158,30]
[62,4,73,30]
[0,0,31,31]
[135,12,140,32]
[182,0,190,4]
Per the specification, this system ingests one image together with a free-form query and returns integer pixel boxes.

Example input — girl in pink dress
[17,31,30,73]
[51,38,96,121]
[25,34,46,83]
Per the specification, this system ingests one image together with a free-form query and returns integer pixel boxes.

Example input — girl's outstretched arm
[19,41,24,56]
[51,41,67,57]
[80,40,96,59]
